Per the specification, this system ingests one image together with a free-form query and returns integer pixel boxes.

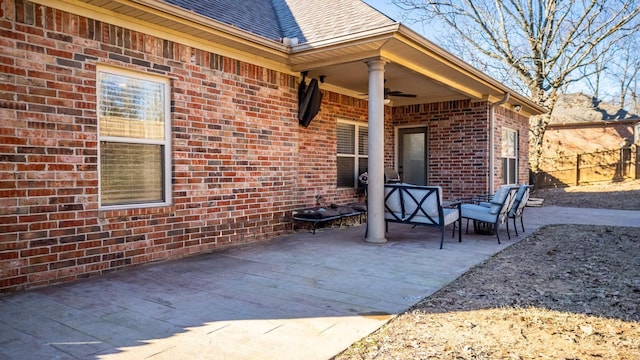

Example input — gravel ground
[334,180,640,360]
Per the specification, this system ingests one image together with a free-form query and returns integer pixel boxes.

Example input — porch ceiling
[294,58,468,107]
[289,29,544,114]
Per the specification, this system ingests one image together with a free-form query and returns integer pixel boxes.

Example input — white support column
[366,59,387,243]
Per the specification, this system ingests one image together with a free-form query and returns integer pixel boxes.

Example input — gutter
[489,93,510,194]
[289,24,400,52]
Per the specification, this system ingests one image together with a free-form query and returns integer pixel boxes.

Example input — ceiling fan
[361,80,417,99]
[383,88,417,98]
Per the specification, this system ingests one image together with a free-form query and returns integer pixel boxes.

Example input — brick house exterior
[392,102,530,196]
[542,93,640,157]
[0,0,542,292]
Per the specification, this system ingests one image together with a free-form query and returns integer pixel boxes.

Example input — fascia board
[37,0,293,73]
[394,24,547,115]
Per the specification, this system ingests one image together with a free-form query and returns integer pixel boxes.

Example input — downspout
[489,93,510,194]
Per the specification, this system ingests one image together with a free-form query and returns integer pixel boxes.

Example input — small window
[337,120,368,188]
[501,128,518,184]
[97,67,171,209]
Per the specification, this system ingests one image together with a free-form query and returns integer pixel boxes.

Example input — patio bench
[293,202,367,234]
[384,183,461,249]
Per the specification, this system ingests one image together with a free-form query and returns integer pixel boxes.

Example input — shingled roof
[550,93,640,125]
[161,0,395,43]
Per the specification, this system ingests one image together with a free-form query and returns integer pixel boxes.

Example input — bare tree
[571,41,613,101]
[609,38,640,112]
[392,0,640,173]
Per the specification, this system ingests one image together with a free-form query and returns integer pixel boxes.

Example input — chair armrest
[442,200,461,208]
[458,195,491,204]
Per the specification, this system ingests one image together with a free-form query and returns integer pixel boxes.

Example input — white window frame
[97,65,172,210]
[501,127,518,185]
[336,119,368,188]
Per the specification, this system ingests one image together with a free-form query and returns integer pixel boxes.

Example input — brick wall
[0,0,366,292]
[295,91,371,206]
[392,100,490,199]
[392,100,529,199]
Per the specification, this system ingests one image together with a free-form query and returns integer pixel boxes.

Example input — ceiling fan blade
[361,87,417,98]
[388,92,417,98]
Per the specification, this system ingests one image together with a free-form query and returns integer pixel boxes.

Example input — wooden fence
[535,145,639,188]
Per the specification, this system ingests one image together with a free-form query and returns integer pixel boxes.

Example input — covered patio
[289,23,545,244]
[1,205,638,359]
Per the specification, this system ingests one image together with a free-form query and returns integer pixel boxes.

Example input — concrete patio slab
[1,206,638,360]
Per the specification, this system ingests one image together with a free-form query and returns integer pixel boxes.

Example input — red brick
[20,247,50,257]
[29,254,57,265]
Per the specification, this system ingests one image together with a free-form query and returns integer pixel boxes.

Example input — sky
[363,0,403,21]
[363,1,445,44]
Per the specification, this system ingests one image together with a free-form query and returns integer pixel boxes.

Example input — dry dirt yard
[532,179,640,210]
[334,180,640,360]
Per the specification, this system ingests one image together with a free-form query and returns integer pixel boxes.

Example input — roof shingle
[161,0,395,43]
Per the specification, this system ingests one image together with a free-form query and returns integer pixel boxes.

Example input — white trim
[99,136,166,145]
[336,119,368,189]
[97,65,172,210]
[501,127,518,185]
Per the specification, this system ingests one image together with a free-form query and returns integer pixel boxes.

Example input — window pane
[508,158,516,184]
[101,142,164,206]
[358,127,368,156]
[502,158,517,184]
[502,158,508,183]
[337,156,355,187]
[501,128,516,157]
[99,72,165,140]
[337,123,355,154]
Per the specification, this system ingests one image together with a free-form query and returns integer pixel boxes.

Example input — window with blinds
[337,121,368,188]
[501,128,518,184]
[98,67,171,208]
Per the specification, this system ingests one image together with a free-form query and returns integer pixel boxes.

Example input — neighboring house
[538,93,640,186]
[543,93,640,156]
[0,0,544,292]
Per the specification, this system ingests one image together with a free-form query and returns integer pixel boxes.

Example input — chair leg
[520,216,525,232]
[457,219,462,242]
[513,216,519,236]
[505,219,511,240]
[439,229,444,249]
[495,222,501,244]
[465,218,470,234]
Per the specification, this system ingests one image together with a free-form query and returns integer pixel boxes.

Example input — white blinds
[337,122,355,154]
[337,121,368,188]
[100,142,164,205]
